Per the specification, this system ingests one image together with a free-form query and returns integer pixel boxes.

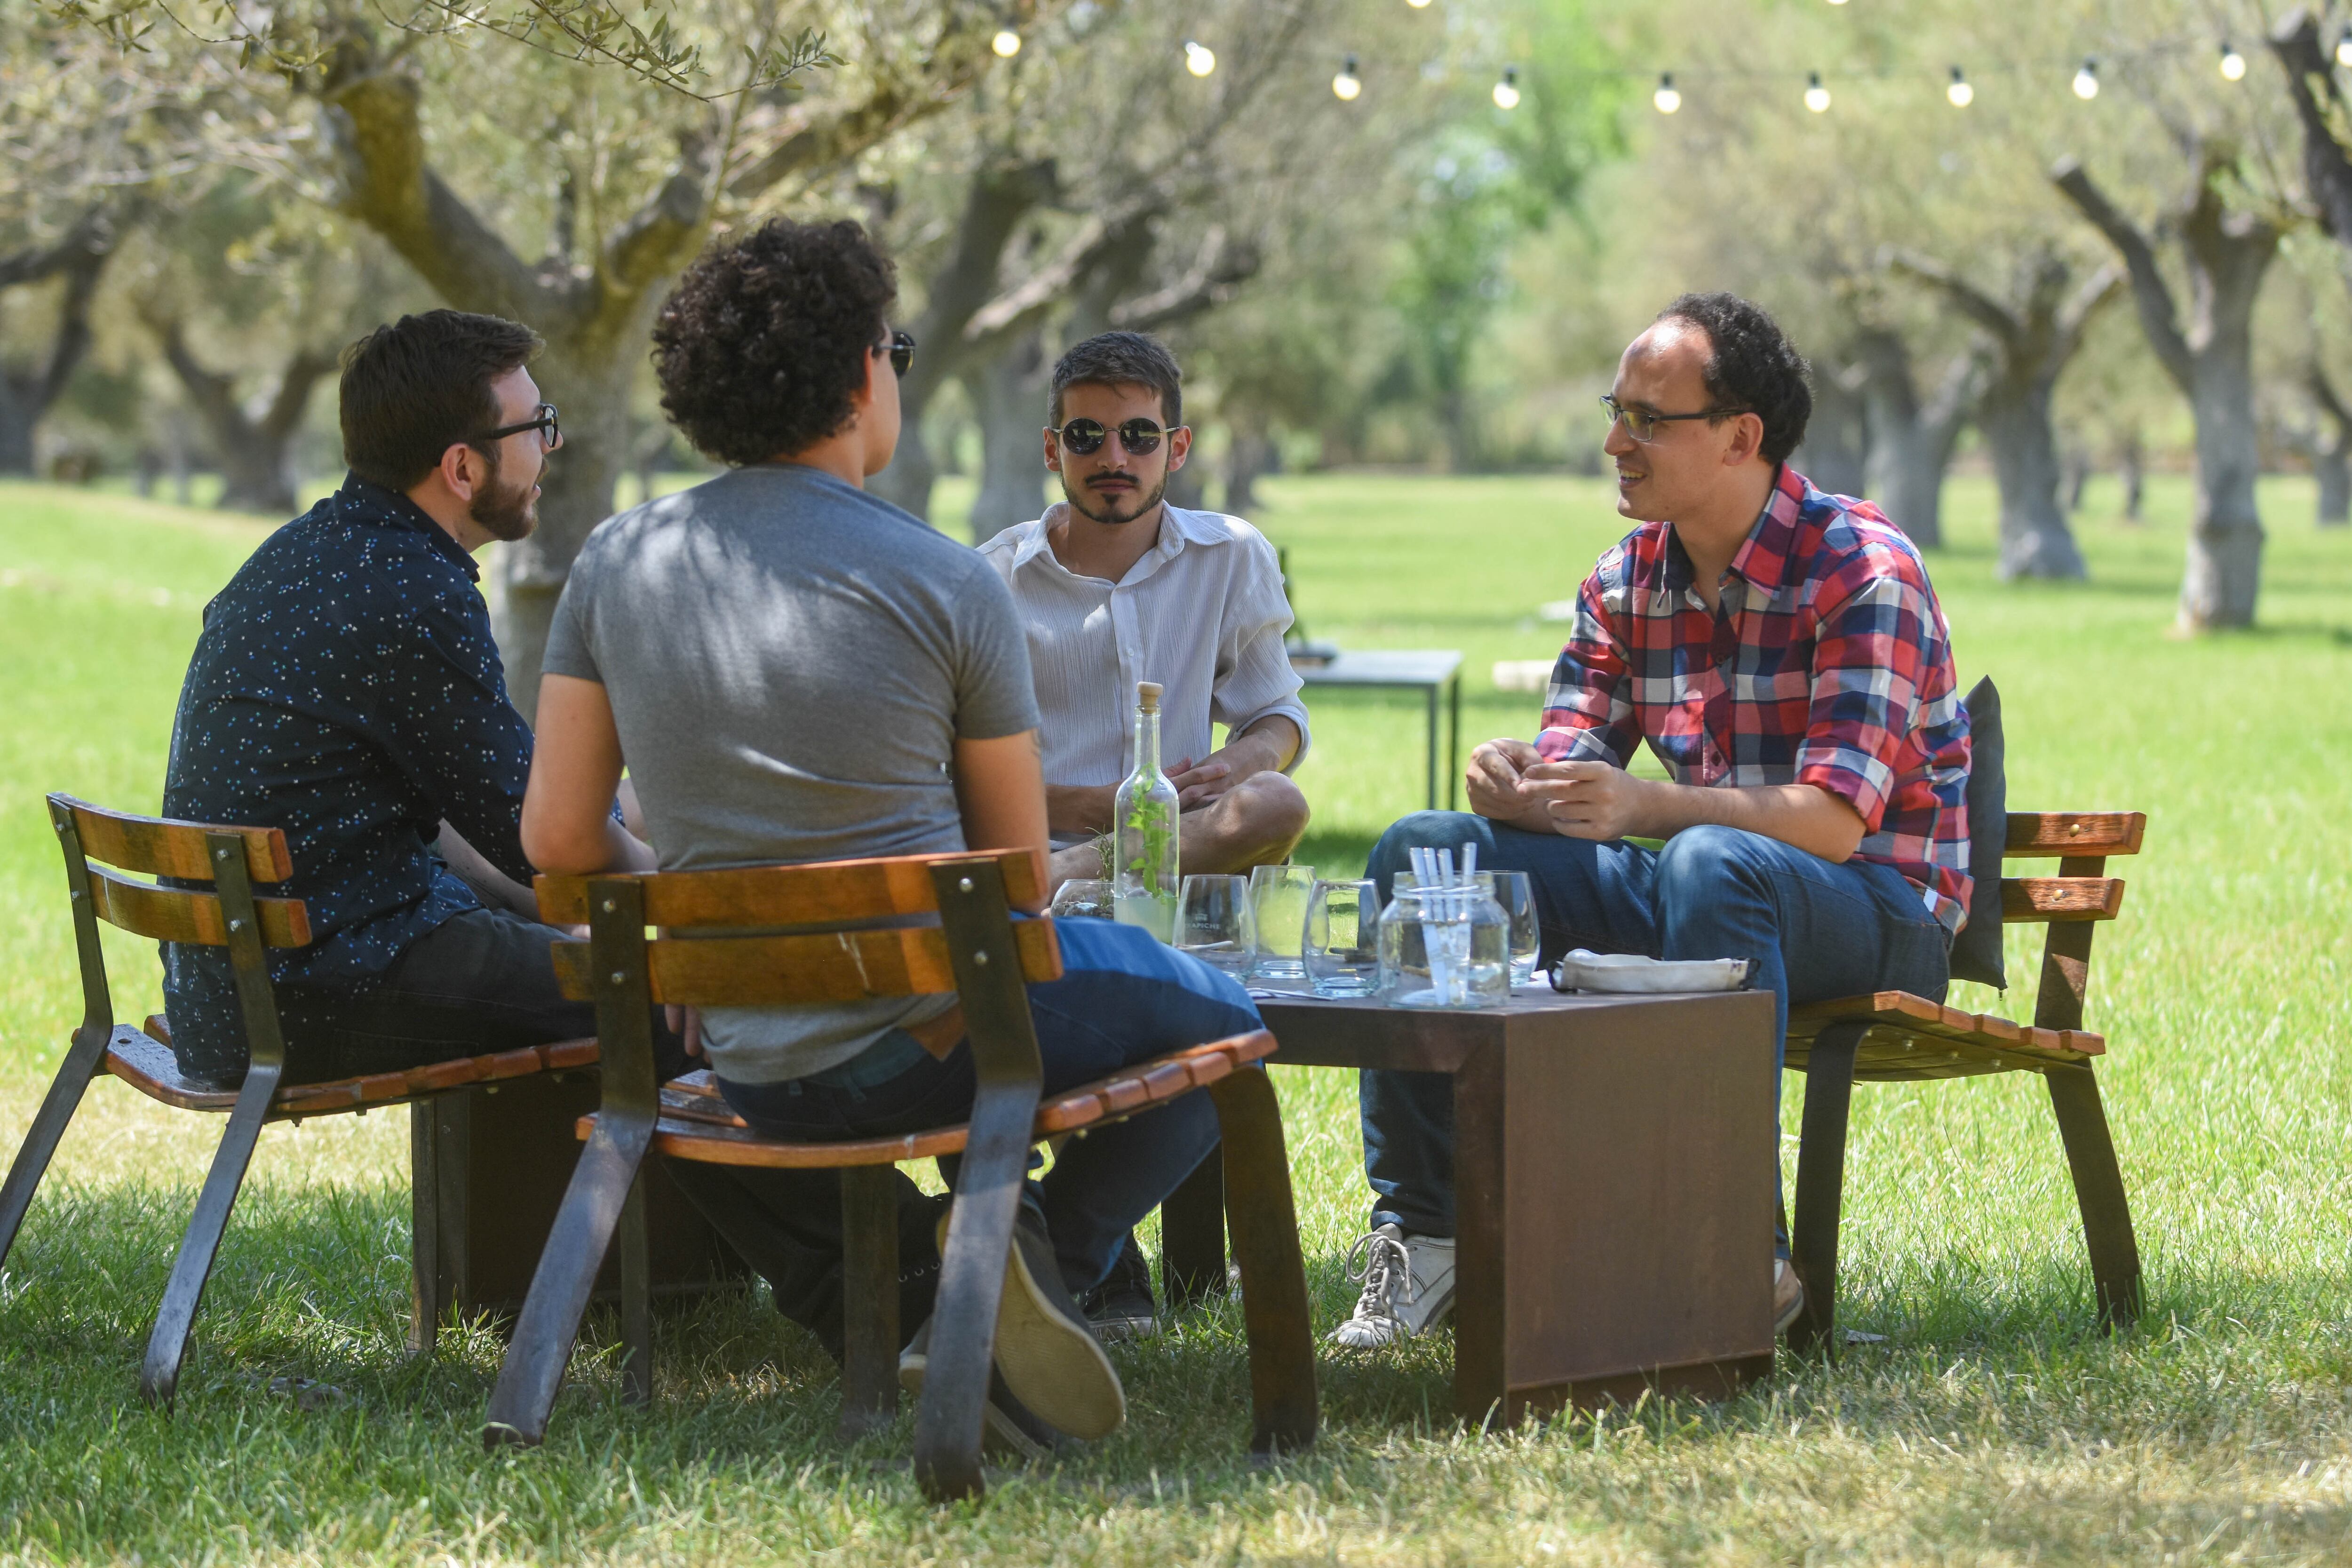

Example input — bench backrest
[538,849,1059,1115]
[47,793,310,1062]
[535,849,1061,1008]
[2000,810,2146,1034]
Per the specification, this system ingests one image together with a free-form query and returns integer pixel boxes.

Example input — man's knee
[1654,824,1775,904]
[1239,770,1310,848]
[1368,811,1485,880]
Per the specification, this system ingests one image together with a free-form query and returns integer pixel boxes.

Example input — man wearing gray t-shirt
[524,217,1263,1454]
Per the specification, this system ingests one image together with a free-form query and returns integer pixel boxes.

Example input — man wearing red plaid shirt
[1332,293,1971,1350]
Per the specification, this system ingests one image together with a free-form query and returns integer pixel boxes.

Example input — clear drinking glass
[1174,874,1256,974]
[1048,877,1114,920]
[1303,878,1379,997]
[1489,870,1541,986]
[1247,862,1317,980]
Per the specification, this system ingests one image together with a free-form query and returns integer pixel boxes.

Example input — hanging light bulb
[2219,40,2246,80]
[1653,72,1681,114]
[1333,54,1362,100]
[1492,66,1520,109]
[2072,57,2099,100]
[1946,65,1973,107]
[1406,0,1432,8]
[1184,39,1216,77]
[1804,71,1831,113]
[2338,32,2352,69]
[990,27,1021,57]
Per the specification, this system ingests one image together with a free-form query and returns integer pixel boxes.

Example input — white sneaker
[1327,1224,1456,1348]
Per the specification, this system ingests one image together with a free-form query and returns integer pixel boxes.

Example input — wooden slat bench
[1781,810,2147,1353]
[483,849,1317,1503]
[0,794,596,1408]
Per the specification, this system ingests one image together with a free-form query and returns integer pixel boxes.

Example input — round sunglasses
[1054,416,1176,456]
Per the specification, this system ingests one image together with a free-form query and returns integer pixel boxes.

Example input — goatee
[1065,471,1167,527]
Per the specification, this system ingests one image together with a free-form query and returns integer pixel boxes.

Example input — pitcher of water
[1375,886,1510,1009]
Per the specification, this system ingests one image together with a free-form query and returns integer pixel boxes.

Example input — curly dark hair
[652,218,898,467]
[1655,292,1812,466]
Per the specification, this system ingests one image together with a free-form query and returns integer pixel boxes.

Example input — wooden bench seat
[113,1017,598,1119]
[1783,807,2147,1355]
[582,1032,1275,1166]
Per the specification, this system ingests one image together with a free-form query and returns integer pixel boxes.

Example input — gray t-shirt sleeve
[953,560,1043,741]
[541,546,603,685]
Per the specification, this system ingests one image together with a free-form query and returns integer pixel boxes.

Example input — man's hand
[1464,738,1546,825]
[1168,717,1299,811]
[1526,759,1655,841]
[664,1004,704,1059]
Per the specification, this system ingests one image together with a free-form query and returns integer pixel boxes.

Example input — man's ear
[1043,429,1062,473]
[1724,412,1766,468]
[846,346,881,429]
[437,442,485,502]
[1166,425,1192,473]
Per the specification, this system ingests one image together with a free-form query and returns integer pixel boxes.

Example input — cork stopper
[1136,680,1163,714]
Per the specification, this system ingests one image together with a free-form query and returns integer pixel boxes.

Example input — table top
[1292,648,1463,687]
[1246,979,1775,1072]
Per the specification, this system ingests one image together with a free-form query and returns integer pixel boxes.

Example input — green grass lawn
[1,470,2349,1563]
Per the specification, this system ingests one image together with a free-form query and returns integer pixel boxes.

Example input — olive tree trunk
[2055,154,2278,631]
[0,211,113,476]
[1855,328,1982,551]
[1889,248,2119,581]
[157,324,335,515]
[1792,359,1867,498]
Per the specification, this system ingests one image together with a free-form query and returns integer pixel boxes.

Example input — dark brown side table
[1233,986,1781,1423]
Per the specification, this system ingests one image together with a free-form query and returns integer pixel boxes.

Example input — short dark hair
[652,218,898,467]
[1655,292,1812,466]
[339,310,542,491]
[1049,331,1183,429]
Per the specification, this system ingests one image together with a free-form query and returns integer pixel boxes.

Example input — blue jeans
[1359,814,1953,1247]
[720,920,1257,1296]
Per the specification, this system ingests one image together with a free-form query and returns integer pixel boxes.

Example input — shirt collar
[334,472,484,582]
[1010,501,1235,582]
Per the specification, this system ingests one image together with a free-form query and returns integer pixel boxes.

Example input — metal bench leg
[2044,1063,2142,1329]
[0,1023,111,1271]
[1208,1067,1317,1455]
[482,1116,655,1447]
[912,1081,1031,1502]
[1160,1142,1228,1312]
[408,1098,440,1358]
[838,1163,901,1438]
[1788,1020,1864,1360]
[141,1057,280,1409]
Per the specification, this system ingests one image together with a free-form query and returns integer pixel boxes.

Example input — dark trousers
[193,907,948,1358]
[723,919,1256,1297]
[1358,814,1954,1247]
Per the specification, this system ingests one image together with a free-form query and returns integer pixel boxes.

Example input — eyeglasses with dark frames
[1053,416,1176,456]
[880,329,915,378]
[473,403,562,451]
[1599,394,1749,443]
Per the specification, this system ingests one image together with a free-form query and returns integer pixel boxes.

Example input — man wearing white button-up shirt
[979,332,1311,890]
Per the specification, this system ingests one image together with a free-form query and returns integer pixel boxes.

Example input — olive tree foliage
[864,0,1337,533]
[52,0,1043,712]
[0,14,213,472]
[127,180,418,513]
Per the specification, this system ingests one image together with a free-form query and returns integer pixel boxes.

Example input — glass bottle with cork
[1112,679,1180,940]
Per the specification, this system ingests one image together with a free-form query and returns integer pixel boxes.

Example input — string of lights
[974,6,2352,113]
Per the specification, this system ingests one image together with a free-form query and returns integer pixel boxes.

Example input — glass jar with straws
[1376,844,1511,1009]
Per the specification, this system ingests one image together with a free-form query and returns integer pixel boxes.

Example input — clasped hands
[1466,737,1654,840]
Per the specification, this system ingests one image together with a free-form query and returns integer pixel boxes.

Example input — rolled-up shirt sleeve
[1794,570,1934,832]
[1211,533,1312,771]
[1535,563,1639,767]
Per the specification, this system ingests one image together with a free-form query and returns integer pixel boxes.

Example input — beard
[469,452,540,542]
[1062,466,1167,527]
